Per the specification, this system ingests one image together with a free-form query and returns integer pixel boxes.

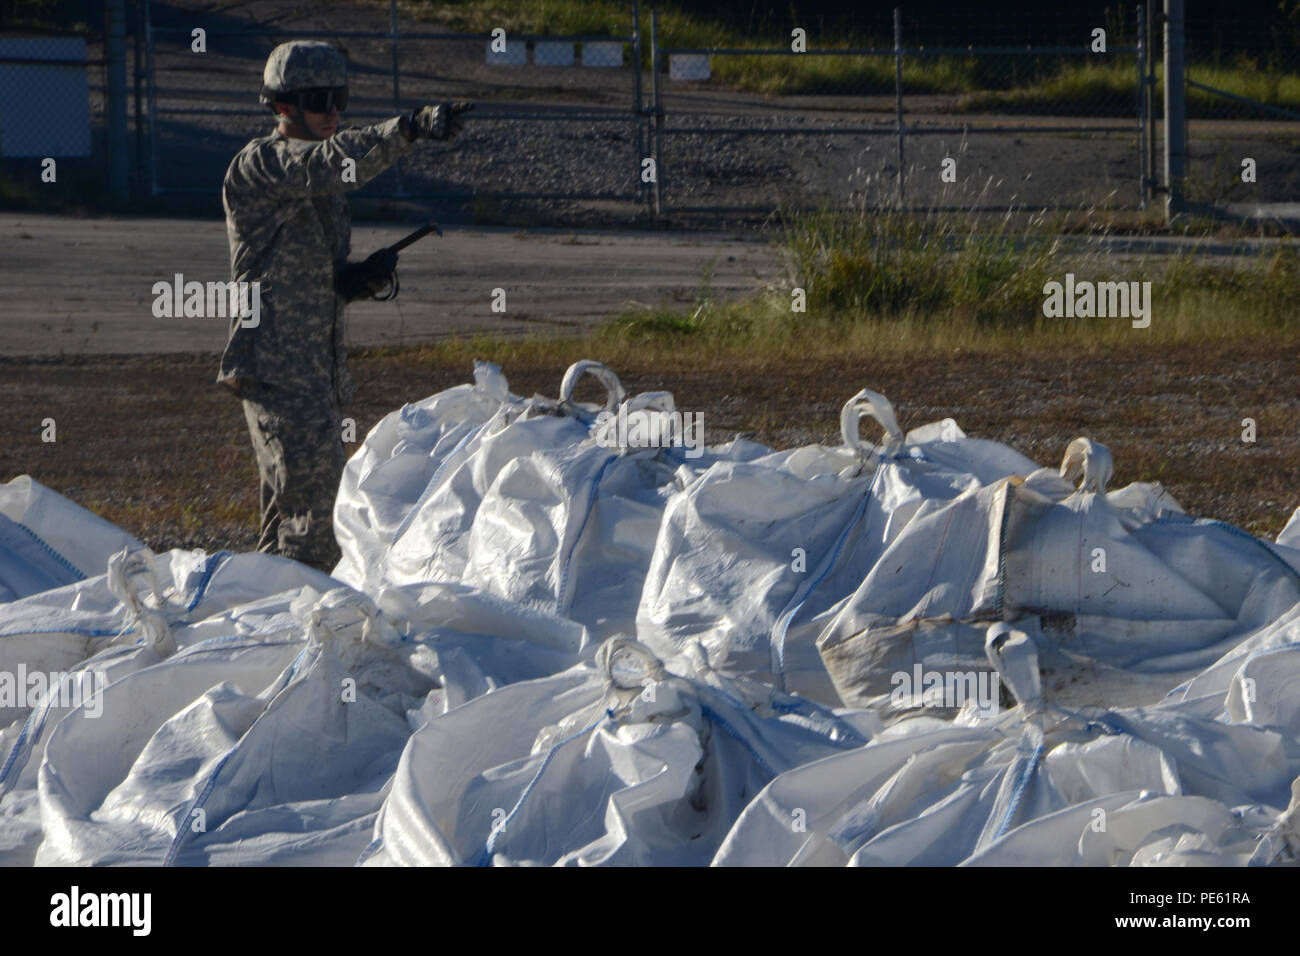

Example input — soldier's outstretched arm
[237,116,414,198]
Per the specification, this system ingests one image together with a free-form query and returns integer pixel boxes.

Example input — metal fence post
[1145,2,1158,207]
[133,0,145,195]
[1136,4,1147,210]
[633,0,646,210]
[893,7,905,209]
[390,0,404,197]
[1163,0,1186,220]
[106,0,129,200]
[651,8,663,219]
[144,0,157,196]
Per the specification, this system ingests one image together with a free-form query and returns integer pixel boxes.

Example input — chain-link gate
[1183,16,1300,210]
[647,7,1149,215]
[141,1,648,211]
[14,2,1300,225]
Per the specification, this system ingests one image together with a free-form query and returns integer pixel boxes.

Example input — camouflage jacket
[218,116,413,403]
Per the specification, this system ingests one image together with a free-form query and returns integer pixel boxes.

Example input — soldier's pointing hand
[407,102,474,141]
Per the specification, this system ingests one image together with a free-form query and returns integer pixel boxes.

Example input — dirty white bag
[375,361,626,590]
[0,548,344,864]
[716,651,1296,867]
[333,361,517,590]
[370,579,593,710]
[375,363,765,639]
[458,389,766,641]
[818,440,1300,712]
[639,390,1038,705]
[33,586,439,866]
[0,476,145,602]
[362,638,869,866]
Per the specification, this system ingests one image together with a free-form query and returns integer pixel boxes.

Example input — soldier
[219,40,469,572]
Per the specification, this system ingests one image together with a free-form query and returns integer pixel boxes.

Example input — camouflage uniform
[219,42,413,571]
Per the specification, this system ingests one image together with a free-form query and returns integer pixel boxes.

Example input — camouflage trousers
[239,382,345,573]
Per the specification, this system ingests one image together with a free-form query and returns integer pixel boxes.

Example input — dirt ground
[2,339,1296,558]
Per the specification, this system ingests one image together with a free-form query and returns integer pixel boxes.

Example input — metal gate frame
[647,6,1150,217]
[139,0,649,208]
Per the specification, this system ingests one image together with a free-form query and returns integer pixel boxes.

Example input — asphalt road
[0,213,785,356]
[6,211,1294,358]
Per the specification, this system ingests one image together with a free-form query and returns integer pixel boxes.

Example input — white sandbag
[717,610,1298,868]
[6,562,612,865]
[458,391,765,640]
[370,579,593,709]
[374,365,765,640]
[819,442,1300,712]
[0,475,145,602]
[0,546,339,702]
[362,639,869,866]
[0,548,344,864]
[375,361,625,589]
[639,390,1051,706]
[715,703,1294,867]
[333,361,518,590]
[34,586,439,866]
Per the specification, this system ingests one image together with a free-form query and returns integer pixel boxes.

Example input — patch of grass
[583,200,1300,359]
[1188,59,1300,117]
[781,199,1060,329]
[710,53,989,98]
[408,0,732,51]
[955,60,1140,116]
[958,60,1300,118]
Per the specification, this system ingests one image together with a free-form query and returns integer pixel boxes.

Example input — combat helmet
[259,40,348,110]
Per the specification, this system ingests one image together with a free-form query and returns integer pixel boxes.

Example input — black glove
[407,101,473,141]
[336,248,398,302]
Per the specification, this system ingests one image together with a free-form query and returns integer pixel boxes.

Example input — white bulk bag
[715,702,1294,866]
[333,361,518,589]
[370,579,593,710]
[0,548,344,863]
[0,476,145,602]
[376,360,626,589]
[362,639,869,866]
[639,389,1038,705]
[457,388,766,641]
[819,441,1300,712]
[34,586,439,866]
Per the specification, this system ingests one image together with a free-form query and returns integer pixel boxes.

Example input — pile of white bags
[337,361,766,640]
[3,360,1299,866]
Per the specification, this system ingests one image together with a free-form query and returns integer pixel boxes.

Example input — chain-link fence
[142,1,648,212]
[1183,17,1300,208]
[0,29,108,203]
[648,7,1148,214]
[11,2,1300,223]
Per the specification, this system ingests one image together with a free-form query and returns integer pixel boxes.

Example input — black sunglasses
[285,86,349,113]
